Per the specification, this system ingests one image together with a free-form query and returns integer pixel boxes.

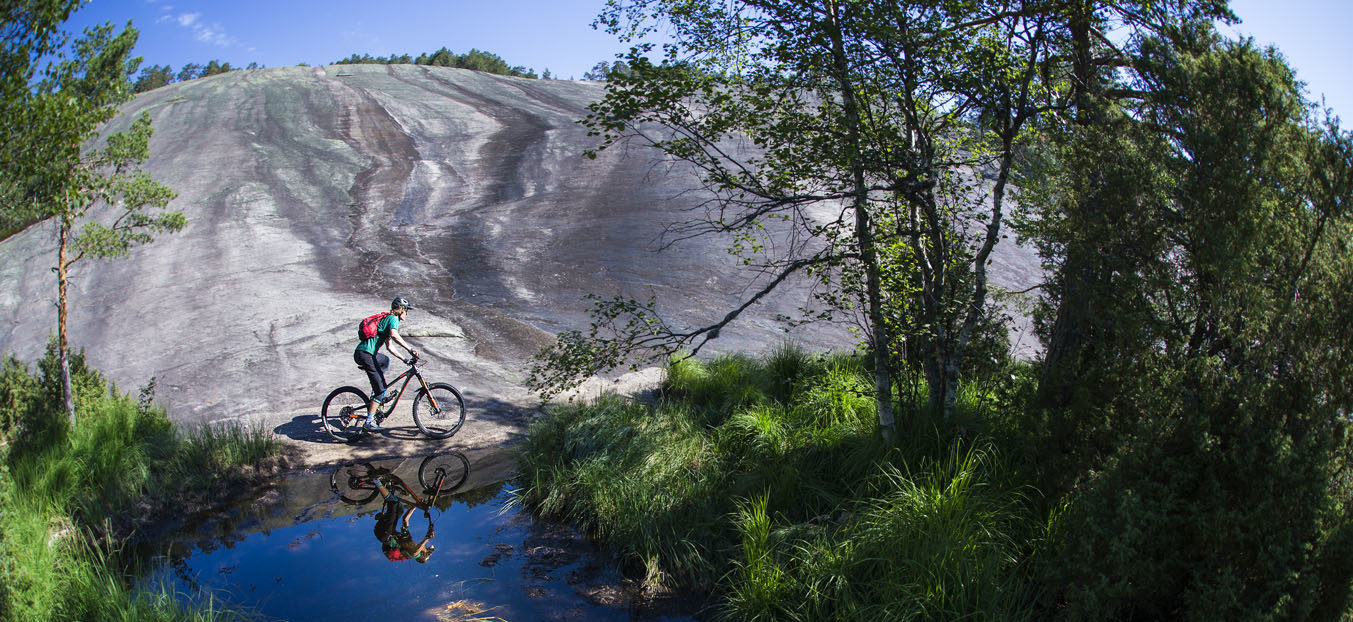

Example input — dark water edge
[133,452,700,621]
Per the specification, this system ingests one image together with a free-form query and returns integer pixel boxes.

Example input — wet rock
[479,543,515,567]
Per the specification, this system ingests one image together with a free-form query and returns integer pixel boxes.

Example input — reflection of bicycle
[321,355,466,442]
[330,452,472,506]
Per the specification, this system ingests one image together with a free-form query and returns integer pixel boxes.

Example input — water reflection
[329,453,472,565]
[137,449,694,621]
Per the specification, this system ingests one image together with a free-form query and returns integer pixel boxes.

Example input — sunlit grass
[0,346,281,620]
[518,346,1048,619]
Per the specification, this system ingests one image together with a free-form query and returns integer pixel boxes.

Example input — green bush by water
[518,345,1045,619]
[0,342,280,621]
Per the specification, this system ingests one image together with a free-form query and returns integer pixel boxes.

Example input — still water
[137,451,695,621]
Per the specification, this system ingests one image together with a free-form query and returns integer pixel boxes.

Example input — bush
[0,339,281,620]
[1046,359,1353,621]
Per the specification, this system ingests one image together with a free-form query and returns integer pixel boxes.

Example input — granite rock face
[0,65,1039,428]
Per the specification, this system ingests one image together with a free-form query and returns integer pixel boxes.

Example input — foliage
[334,47,537,78]
[582,60,631,81]
[1,0,79,239]
[0,341,281,620]
[518,346,1045,618]
[1015,21,1353,622]
[131,59,250,93]
[0,7,185,423]
[531,0,1064,436]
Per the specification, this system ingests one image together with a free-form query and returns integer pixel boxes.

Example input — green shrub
[1046,360,1353,621]
[0,340,280,620]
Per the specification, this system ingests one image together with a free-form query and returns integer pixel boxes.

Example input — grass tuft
[518,346,1047,619]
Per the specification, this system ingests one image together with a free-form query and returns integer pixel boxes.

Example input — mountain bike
[329,452,472,506]
[321,355,465,442]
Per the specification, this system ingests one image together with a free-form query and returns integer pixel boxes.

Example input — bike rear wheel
[322,386,370,443]
[412,383,466,439]
[330,463,380,504]
[418,452,470,496]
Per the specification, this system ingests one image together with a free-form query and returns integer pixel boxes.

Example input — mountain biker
[373,475,435,563]
[354,296,419,432]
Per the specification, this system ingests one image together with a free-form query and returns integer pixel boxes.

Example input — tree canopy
[334,47,538,79]
[130,58,256,93]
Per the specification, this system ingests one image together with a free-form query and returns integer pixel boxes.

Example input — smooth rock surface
[0,65,1040,459]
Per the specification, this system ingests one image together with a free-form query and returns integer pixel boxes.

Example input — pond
[136,449,697,621]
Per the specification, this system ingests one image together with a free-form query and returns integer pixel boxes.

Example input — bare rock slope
[0,65,1039,451]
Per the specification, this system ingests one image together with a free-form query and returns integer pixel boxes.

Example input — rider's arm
[414,515,434,553]
[413,534,433,556]
[387,328,417,362]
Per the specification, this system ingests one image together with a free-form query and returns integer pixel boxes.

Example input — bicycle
[330,455,469,564]
[329,452,472,506]
[321,355,466,442]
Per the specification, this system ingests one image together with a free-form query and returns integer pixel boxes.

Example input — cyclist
[354,296,419,431]
[373,475,435,563]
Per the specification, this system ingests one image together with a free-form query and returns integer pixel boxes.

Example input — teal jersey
[355,314,400,355]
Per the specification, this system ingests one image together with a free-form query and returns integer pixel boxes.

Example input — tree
[530,0,1057,435]
[1032,28,1353,616]
[848,0,1052,418]
[1,0,83,234]
[427,47,454,67]
[586,60,632,81]
[174,61,201,82]
[1026,0,1232,412]
[4,19,183,425]
[582,61,608,80]
[132,63,172,92]
[201,59,232,77]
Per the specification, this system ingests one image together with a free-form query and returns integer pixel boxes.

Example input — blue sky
[66,0,631,79]
[66,0,1350,120]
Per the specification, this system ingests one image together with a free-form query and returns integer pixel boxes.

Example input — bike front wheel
[419,451,470,495]
[322,386,370,443]
[412,382,465,439]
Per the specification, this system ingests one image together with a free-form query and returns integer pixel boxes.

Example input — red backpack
[358,312,391,341]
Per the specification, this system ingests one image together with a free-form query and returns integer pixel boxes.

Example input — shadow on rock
[274,414,335,444]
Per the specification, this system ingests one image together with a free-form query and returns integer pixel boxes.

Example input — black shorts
[354,349,390,397]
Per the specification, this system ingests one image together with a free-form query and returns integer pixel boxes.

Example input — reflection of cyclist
[354,296,419,431]
[373,477,435,563]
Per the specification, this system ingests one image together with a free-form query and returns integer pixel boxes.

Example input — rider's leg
[372,353,395,403]
[353,350,387,428]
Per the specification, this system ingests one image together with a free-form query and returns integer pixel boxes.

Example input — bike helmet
[391,296,415,310]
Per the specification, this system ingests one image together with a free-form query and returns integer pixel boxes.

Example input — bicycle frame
[335,463,448,509]
[373,360,441,419]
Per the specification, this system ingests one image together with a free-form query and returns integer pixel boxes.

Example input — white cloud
[161,11,237,48]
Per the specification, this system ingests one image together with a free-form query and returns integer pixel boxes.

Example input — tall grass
[518,344,1048,619]
[0,343,280,620]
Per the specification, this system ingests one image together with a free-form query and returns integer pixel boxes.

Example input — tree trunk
[825,0,895,442]
[1036,0,1103,410]
[58,219,76,426]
